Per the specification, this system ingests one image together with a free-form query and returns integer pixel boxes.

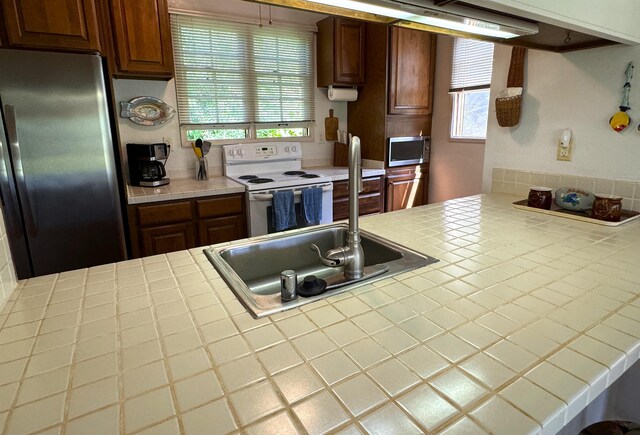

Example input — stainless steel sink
[204,223,438,317]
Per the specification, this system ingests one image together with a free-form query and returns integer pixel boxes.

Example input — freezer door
[0,50,126,277]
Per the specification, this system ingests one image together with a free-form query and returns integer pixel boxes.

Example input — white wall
[429,35,486,203]
[483,42,640,192]
[114,0,346,181]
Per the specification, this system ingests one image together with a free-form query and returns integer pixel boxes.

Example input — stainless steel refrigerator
[0,50,126,279]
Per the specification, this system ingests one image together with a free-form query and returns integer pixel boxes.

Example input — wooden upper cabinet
[317,16,365,87]
[109,0,174,78]
[1,0,101,51]
[388,26,435,116]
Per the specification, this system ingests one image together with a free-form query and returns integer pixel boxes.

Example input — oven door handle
[251,185,333,201]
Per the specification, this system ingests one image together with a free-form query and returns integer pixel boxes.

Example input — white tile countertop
[1,193,640,434]
[126,177,245,205]
[126,168,387,205]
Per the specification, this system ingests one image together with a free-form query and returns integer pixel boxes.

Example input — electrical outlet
[556,138,573,161]
[163,136,174,147]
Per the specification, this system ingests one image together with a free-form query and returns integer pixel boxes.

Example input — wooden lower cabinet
[196,195,246,246]
[333,176,383,221]
[385,165,428,212]
[128,193,246,257]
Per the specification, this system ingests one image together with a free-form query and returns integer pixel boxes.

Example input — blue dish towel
[302,187,323,224]
[272,190,297,231]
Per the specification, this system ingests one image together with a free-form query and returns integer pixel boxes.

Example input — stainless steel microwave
[387,136,430,167]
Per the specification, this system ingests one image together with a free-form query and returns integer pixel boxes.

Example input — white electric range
[223,142,333,237]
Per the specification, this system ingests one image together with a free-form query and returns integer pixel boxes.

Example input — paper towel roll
[328,85,358,102]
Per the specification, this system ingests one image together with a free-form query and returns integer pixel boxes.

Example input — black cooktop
[247,177,274,184]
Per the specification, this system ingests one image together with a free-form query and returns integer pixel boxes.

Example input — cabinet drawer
[333,193,382,220]
[196,195,244,219]
[333,177,382,199]
[137,201,193,226]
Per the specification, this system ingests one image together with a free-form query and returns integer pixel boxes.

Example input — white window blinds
[450,38,494,92]
[170,14,315,126]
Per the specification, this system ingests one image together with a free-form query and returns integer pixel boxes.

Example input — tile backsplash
[491,168,640,212]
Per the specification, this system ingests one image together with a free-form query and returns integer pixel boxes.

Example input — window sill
[448,137,486,144]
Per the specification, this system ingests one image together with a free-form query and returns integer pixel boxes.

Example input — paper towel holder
[327,85,358,102]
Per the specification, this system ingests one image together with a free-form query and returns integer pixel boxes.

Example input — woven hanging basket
[496,94,522,127]
[496,47,526,127]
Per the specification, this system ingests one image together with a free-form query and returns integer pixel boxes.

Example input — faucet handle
[310,244,345,267]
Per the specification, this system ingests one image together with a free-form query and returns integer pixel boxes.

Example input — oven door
[247,183,333,237]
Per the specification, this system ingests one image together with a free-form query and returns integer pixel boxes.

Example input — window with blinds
[449,37,495,140]
[170,14,316,141]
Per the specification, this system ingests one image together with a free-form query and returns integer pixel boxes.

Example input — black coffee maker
[127,143,170,187]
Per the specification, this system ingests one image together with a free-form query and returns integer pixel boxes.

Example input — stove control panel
[223,142,302,163]
[255,145,278,156]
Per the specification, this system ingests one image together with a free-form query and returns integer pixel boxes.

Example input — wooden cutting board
[324,109,338,141]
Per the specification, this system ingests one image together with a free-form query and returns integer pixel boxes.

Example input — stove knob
[229,149,236,157]
[291,145,297,153]
[284,146,291,153]
[238,149,245,157]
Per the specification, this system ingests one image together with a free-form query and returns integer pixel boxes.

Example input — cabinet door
[109,0,174,77]
[2,0,101,51]
[317,16,365,86]
[385,167,428,212]
[334,18,365,85]
[140,223,195,256]
[388,27,435,115]
[199,215,246,246]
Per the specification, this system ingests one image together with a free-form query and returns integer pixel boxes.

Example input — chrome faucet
[311,135,364,280]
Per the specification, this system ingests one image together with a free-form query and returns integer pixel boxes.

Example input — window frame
[448,37,494,143]
[171,13,316,146]
[449,88,491,143]
[180,121,315,146]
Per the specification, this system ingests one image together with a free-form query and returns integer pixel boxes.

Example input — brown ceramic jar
[591,194,623,222]
[527,187,553,210]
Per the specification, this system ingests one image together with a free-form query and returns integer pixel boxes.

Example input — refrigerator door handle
[0,107,25,242]
[4,105,38,236]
